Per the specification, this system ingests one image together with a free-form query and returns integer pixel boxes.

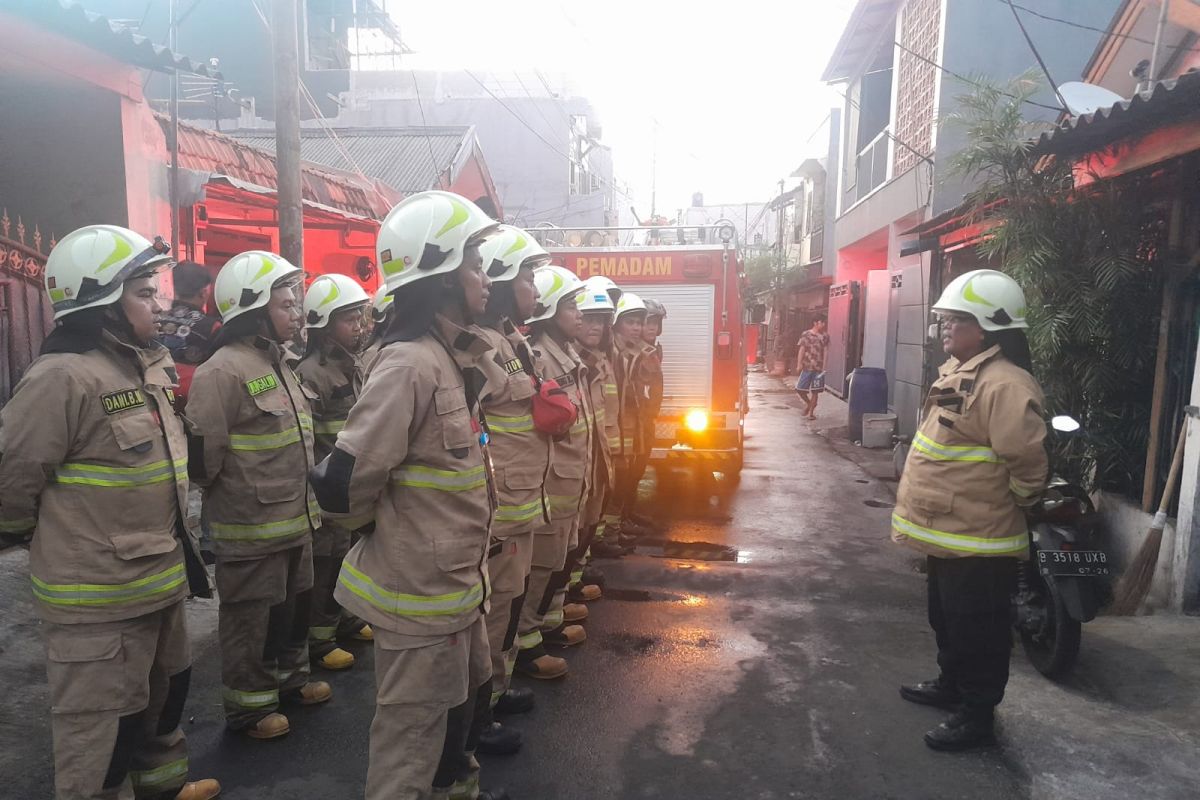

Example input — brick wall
[894,0,940,175]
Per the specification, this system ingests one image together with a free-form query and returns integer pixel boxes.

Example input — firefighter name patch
[245,373,280,396]
[502,357,523,375]
[101,388,146,415]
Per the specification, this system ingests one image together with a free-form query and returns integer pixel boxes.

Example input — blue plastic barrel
[847,367,888,442]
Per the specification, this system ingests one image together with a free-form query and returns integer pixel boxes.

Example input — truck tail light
[684,409,709,432]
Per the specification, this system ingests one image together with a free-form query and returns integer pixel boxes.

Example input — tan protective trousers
[366,616,491,800]
[216,542,314,729]
[309,524,365,658]
[483,530,534,704]
[516,518,574,652]
[44,600,193,800]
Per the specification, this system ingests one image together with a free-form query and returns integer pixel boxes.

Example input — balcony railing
[846,129,890,208]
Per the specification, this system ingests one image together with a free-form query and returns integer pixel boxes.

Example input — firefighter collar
[939,344,1003,378]
[433,315,494,364]
[101,331,179,389]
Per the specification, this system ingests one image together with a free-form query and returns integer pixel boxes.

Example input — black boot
[580,565,606,589]
[494,687,535,715]
[924,709,996,752]
[591,541,628,559]
[477,720,522,756]
[900,677,962,709]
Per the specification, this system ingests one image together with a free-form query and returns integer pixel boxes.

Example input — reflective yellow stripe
[495,498,544,523]
[392,464,486,492]
[338,562,484,617]
[604,384,618,396]
[570,417,588,434]
[229,427,302,451]
[210,511,312,541]
[487,413,535,434]
[1009,479,1042,498]
[223,686,279,709]
[313,418,346,435]
[892,513,1029,555]
[607,436,622,449]
[911,432,1000,463]
[52,458,187,487]
[517,630,542,650]
[130,758,188,790]
[308,625,336,641]
[549,494,581,515]
[298,412,314,431]
[543,608,564,628]
[0,516,36,533]
[31,563,185,607]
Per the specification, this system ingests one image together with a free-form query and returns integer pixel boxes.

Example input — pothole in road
[635,538,739,562]
[863,499,895,509]
[602,632,659,655]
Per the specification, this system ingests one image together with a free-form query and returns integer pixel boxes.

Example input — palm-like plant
[946,74,1164,496]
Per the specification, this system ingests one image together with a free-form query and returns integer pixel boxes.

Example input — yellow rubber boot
[352,624,374,642]
[299,681,333,705]
[175,778,222,800]
[317,647,356,671]
[246,713,290,740]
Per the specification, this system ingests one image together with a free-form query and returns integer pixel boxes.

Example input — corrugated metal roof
[7,0,220,77]
[225,128,473,194]
[160,117,399,220]
[1031,71,1200,158]
[821,0,900,82]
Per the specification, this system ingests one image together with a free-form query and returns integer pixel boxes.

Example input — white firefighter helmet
[643,298,667,319]
[376,191,500,294]
[371,283,394,323]
[585,275,622,306]
[213,251,302,324]
[616,292,647,319]
[576,277,617,314]
[527,265,585,324]
[44,224,174,321]
[478,225,551,283]
[304,273,370,329]
[933,269,1029,331]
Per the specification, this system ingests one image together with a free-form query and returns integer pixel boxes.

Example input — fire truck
[538,223,747,476]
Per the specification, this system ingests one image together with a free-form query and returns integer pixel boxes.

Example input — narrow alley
[3,373,1200,799]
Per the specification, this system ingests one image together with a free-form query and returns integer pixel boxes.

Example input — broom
[1110,420,1188,615]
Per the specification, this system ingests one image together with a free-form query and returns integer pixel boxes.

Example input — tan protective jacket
[0,333,207,624]
[531,331,592,522]
[478,320,551,536]
[892,346,1048,559]
[187,336,320,558]
[296,341,363,463]
[580,345,615,491]
[616,336,657,458]
[323,317,496,636]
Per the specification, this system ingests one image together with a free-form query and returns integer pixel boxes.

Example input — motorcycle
[1012,415,1110,679]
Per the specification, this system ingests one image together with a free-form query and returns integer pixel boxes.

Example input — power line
[409,70,445,187]
[998,1,1200,54]
[461,69,634,206]
[891,39,1063,112]
[1003,0,1070,111]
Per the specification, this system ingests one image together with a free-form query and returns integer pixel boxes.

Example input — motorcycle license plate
[1038,549,1109,577]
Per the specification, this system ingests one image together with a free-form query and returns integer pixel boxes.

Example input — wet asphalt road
[9,371,1199,798]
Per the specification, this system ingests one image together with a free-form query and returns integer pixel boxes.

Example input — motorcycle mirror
[1051,415,1081,433]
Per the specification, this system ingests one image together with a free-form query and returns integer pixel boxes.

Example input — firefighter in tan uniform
[554,280,619,609]
[894,269,1048,752]
[360,284,394,371]
[609,293,658,541]
[514,265,591,679]
[297,274,374,672]
[0,225,219,800]
[310,191,508,800]
[472,226,554,755]
[187,251,331,740]
[585,277,628,559]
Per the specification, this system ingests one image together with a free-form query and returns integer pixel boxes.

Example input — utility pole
[650,120,658,219]
[168,0,179,252]
[272,0,304,268]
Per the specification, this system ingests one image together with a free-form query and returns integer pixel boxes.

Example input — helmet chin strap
[104,303,148,348]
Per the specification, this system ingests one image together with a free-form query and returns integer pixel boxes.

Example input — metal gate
[633,283,715,409]
[825,281,861,398]
[0,219,52,406]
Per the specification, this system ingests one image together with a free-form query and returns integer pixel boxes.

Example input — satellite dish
[1058,81,1125,116]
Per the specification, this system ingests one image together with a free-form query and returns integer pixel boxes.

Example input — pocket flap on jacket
[110,531,179,561]
[503,467,544,490]
[507,373,535,402]
[48,631,122,663]
[109,412,158,452]
[908,487,953,515]
[256,480,302,504]
[435,387,467,415]
[551,461,584,480]
[252,390,290,416]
